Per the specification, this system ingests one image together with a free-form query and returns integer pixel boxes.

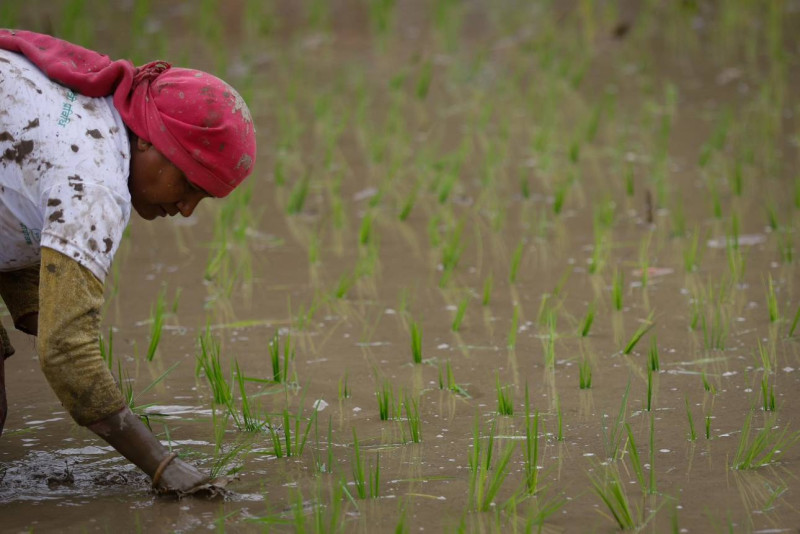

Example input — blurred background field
[1,1,800,532]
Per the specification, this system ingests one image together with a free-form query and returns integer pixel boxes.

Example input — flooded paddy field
[2,1,800,531]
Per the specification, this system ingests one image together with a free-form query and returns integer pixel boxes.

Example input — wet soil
[2,1,800,532]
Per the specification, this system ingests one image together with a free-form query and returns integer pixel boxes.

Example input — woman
[0,29,257,495]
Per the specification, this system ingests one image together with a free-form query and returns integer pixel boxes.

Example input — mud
[2,1,800,533]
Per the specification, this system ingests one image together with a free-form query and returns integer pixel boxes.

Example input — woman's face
[128,137,210,220]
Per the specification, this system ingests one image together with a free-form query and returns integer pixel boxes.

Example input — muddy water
[2,1,800,532]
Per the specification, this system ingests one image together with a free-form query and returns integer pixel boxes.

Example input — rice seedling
[368,0,396,40]
[685,396,696,441]
[234,360,266,432]
[402,393,422,443]
[648,413,657,494]
[358,211,374,246]
[729,212,740,251]
[689,295,702,331]
[438,361,470,397]
[398,189,417,221]
[416,59,432,100]
[731,412,800,470]
[468,418,517,512]
[683,227,702,272]
[726,237,746,284]
[778,232,794,263]
[710,184,722,219]
[482,274,493,306]
[145,286,167,362]
[523,384,540,495]
[580,300,595,337]
[395,503,409,534]
[333,272,356,300]
[766,201,779,231]
[318,416,335,474]
[706,414,712,440]
[624,163,635,197]
[579,358,592,389]
[286,173,310,214]
[623,315,655,354]
[556,394,564,442]
[765,275,779,323]
[127,360,180,418]
[376,380,394,421]
[601,381,630,460]
[552,179,570,215]
[568,138,581,164]
[647,336,660,371]
[646,367,653,412]
[524,492,568,530]
[268,331,293,383]
[701,371,716,395]
[196,330,234,407]
[757,339,775,373]
[210,420,255,479]
[436,172,459,205]
[670,198,687,237]
[439,223,464,287]
[588,230,609,275]
[730,158,744,196]
[701,307,728,351]
[351,429,380,499]
[761,374,776,412]
[495,374,514,416]
[338,372,351,399]
[451,295,469,332]
[789,302,800,337]
[612,268,624,311]
[410,320,423,364]
[272,400,316,459]
[624,423,646,491]
[589,463,639,530]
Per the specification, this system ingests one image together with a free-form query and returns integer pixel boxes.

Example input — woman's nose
[177,191,206,217]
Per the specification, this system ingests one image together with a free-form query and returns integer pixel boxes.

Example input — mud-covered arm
[37,247,126,426]
[0,264,40,335]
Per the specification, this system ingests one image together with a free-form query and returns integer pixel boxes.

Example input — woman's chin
[132,204,159,221]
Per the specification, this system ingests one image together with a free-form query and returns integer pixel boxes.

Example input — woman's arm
[36,247,208,492]
[37,247,126,425]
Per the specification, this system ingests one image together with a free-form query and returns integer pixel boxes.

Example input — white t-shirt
[0,49,131,282]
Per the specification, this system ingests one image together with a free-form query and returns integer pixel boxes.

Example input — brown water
[2,1,800,532]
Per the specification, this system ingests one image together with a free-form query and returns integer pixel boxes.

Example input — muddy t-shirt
[0,49,131,282]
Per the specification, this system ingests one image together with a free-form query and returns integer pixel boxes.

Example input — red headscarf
[0,29,256,198]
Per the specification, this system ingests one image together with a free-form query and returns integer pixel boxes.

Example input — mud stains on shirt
[2,139,34,165]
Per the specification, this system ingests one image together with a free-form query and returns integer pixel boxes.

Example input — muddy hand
[87,406,208,492]
[153,454,210,494]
